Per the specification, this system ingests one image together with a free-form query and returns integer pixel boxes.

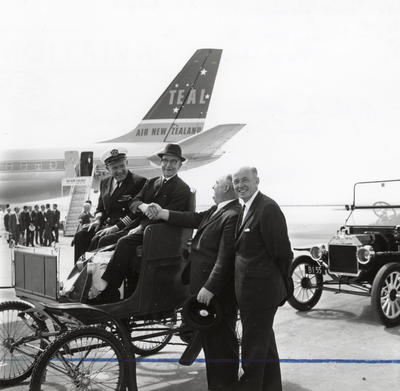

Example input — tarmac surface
[0,233,399,391]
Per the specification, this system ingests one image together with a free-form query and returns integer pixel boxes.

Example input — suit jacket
[4,213,10,231]
[37,211,45,228]
[19,211,30,230]
[9,213,18,232]
[235,192,293,310]
[31,210,38,226]
[129,175,191,228]
[53,209,60,226]
[95,170,146,229]
[44,210,54,227]
[168,200,241,305]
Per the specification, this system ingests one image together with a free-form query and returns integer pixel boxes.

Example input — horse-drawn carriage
[0,195,222,390]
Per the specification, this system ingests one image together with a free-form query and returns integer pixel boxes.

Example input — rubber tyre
[0,301,47,387]
[371,262,400,327]
[288,256,323,311]
[30,326,126,391]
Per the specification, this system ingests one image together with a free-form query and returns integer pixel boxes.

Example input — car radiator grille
[328,245,358,275]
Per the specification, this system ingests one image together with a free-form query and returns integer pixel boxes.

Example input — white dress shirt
[240,190,260,223]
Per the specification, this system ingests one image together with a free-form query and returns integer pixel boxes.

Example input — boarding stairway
[64,165,97,237]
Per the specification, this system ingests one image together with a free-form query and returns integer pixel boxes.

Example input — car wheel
[288,256,323,311]
[371,262,400,327]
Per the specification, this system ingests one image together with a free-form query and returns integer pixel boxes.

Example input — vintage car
[288,179,400,327]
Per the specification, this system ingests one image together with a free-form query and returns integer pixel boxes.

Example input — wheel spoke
[393,300,400,317]
[382,298,390,315]
[293,269,303,280]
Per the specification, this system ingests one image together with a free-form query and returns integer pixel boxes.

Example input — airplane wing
[148,123,246,163]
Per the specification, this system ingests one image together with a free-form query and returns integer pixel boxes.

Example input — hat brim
[157,152,186,162]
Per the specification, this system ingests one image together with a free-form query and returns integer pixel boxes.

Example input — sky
[1,0,400,206]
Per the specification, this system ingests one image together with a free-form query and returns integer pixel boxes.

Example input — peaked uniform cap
[101,148,128,164]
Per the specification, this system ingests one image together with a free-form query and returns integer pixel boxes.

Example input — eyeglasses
[161,158,179,165]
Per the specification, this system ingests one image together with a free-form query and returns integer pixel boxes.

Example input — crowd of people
[2,203,60,247]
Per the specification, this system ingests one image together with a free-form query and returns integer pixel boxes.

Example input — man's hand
[96,225,118,238]
[197,287,214,306]
[139,203,160,219]
[128,225,143,236]
[146,203,162,219]
[87,220,101,232]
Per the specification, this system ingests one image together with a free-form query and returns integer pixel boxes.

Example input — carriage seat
[44,190,196,324]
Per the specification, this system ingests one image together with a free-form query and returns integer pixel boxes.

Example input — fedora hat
[157,143,186,162]
[181,296,222,330]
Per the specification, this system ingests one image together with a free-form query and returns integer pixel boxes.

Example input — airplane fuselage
[0,142,220,204]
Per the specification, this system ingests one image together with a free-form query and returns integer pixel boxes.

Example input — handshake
[138,203,168,220]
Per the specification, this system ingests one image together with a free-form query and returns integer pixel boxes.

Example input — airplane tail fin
[102,48,222,143]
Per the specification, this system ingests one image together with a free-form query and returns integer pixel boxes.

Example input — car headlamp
[357,245,375,264]
[310,245,326,261]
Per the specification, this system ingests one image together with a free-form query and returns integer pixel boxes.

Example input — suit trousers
[11,225,20,244]
[97,229,127,248]
[101,233,143,290]
[25,229,34,247]
[238,307,282,391]
[35,227,43,245]
[74,227,97,263]
[53,226,59,242]
[200,307,239,390]
[43,225,54,246]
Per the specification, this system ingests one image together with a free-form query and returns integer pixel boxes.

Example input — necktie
[239,204,246,227]
[112,181,121,195]
[157,178,167,194]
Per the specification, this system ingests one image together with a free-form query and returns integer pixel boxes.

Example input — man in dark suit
[26,206,35,247]
[90,143,191,303]
[43,204,54,246]
[4,207,11,243]
[38,205,46,245]
[9,207,21,244]
[232,167,293,391]
[73,148,146,263]
[153,174,241,391]
[32,205,42,245]
[52,204,61,243]
[19,206,30,246]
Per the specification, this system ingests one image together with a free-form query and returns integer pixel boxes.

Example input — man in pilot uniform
[73,148,146,263]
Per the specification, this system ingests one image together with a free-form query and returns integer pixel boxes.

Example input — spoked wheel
[29,326,126,391]
[371,263,400,327]
[130,319,173,356]
[0,301,47,387]
[288,257,323,311]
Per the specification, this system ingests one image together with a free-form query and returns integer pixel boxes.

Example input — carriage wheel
[0,301,47,387]
[30,326,126,391]
[371,263,400,327]
[131,320,173,356]
[288,257,323,311]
